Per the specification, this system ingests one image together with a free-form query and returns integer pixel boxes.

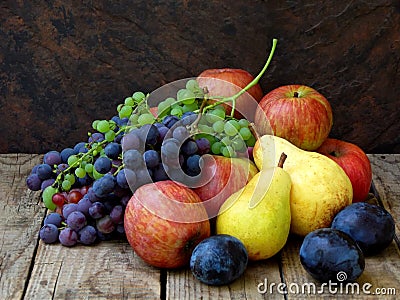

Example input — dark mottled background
[1,0,399,153]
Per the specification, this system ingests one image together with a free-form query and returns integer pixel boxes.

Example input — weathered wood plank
[1,154,400,299]
[281,236,399,299]
[278,154,400,299]
[0,154,45,300]
[24,240,161,299]
[166,256,284,299]
[369,154,400,238]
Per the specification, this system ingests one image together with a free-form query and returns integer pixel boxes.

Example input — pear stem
[278,152,287,168]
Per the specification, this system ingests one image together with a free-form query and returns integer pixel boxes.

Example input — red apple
[149,106,158,117]
[192,155,259,218]
[317,138,372,202]
[197,68,263,120]
[254,85,333,150]
[124,180,210,269]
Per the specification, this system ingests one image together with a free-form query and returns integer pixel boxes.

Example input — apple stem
[293,91,299,97]
[277,152,287,168]
[201,38,278,116]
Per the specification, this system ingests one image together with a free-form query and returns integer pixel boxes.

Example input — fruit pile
[27,77,261,246]
[27,39,395,286]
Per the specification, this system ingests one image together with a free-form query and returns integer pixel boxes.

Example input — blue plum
[300,228,365,282]
[190,234,248,285]
[331,202,395,255]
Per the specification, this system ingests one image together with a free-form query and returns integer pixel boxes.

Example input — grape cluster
[28,79,257,247]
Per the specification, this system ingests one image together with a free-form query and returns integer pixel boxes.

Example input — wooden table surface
[0,153,399,299]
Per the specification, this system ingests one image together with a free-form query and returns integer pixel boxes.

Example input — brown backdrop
[1,0,399,153]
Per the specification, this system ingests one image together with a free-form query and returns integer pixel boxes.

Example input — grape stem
[188,96,209,133]
[202,38,278,117]
[52,126,129,189]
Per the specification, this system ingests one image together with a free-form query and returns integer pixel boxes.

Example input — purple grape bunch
[29,80,256,247]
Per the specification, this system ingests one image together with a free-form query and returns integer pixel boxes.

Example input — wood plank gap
[160,269,167,300]
[277,251,289,300]
[371,180,400,250]
[20,208,48,300]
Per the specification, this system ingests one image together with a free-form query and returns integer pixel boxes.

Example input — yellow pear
[216,153,292,260]
[253,135,353,236]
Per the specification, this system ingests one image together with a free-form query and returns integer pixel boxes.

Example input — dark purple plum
[300,228,365,282]
[331,202,395,255]
[190,234,248,286]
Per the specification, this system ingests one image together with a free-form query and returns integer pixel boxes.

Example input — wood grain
[166,256,284,299]
[24,240,161,299]
[0,154,44,300]
[0,154,399,299]
[370,154,400,237]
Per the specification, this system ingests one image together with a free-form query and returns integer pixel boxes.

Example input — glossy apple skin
[317,138,372,203]
[254,85,333,150]
[124,180,210,269]
[193,155,259,218]
[197,68,263,120]
[149,106,158,117]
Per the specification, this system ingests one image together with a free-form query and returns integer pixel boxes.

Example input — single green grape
[42,186,58,210]
[205,108,225,123]
[97,120,110,133]
[212,108,226,119]
[182,102,198,113]
[224,120,239,136]
[197,115,209,126]
[211,141,223,154]
[171,100,180,109]
[238,119,250,128]
[186,79,199,91]
[171,107,183,117]
[177,89,196,105]
[157,100,172,118]
[75,167,86,178]
[246,134,256,147]
[92,120,100,130]
[65,173,75,185]
[197,124,213,135]
[222,145,236,158]
[232,137,246,152]
[105,130,116,142]
[85,163,93,173]
[62,179,72,191]
[129,113,139,125]
[67,155,79,166]
[124,97,135,106]
[119,105,133,119]
[176,89,187,102]
[239,127,252,140]
[228,119,241,130]
[212,120,225,133]
[221,136,232,146]
[137,113,155,125]
[117,104,122,112]
[164,97,176,106]
[132,91,145,101]
[182,91,196,105]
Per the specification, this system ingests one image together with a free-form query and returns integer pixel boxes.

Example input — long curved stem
[203,38,278,116]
